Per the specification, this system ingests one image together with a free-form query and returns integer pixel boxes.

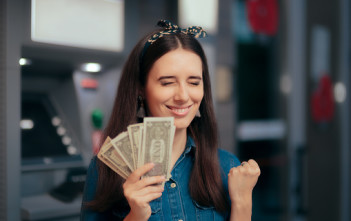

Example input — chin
[174,119,194,130]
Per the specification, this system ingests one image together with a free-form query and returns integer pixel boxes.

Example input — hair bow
[157,20,207,38]
[142,20,208,56]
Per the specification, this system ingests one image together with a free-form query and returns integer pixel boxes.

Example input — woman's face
[145,48,204,130]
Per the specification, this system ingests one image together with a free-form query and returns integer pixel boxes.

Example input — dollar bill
[97,137,131,179]
[111,131,135,171]
[127,123,143,170]
[97,117,175,181]
[166,125,175,179]
[141,117,174,180]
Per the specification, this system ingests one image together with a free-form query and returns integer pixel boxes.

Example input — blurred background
[0,0,350,220]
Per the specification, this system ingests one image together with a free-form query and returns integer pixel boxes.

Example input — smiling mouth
[166,105,193,115]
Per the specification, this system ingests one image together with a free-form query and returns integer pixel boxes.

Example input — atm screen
[21,93,83,171]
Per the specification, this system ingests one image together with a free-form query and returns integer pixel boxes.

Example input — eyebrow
[188,76,202,80]
[157,76,202,80]
[158,76,175,80]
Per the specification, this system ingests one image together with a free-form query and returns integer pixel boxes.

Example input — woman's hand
[228,159,260,221]
[123,163,166,221]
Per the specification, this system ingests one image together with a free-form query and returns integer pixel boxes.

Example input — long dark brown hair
[86,29,229,213]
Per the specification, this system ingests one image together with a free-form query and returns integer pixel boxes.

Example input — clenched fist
[228,159,260,206]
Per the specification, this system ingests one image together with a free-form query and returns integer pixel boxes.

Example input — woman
[81,20,260,221]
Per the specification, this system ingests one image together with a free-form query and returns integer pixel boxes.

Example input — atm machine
[18,1,125,219]
[20,59,121,220]
[20,61,85,221]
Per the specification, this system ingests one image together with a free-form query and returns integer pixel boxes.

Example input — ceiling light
[19,58,32,66]
[81,63,102,73]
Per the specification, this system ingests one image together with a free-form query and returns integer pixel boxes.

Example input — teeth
[174,108,186,113]
[171,107,189,113]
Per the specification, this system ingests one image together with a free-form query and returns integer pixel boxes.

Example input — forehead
[148,48,203,78]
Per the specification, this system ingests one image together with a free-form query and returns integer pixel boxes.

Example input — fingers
[125,184,164,200]
[123,163,166,205]
[127,163,155,182]
[229,159,261,177]
[141,192,163,204]
[248,159,261,175]
[123,178,165,206]
[127,191,163,208]
[135,184,164,196]
[133,175,166,190]
[123,163,166,220]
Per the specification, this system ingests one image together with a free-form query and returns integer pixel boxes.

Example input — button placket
[166,179,185,221]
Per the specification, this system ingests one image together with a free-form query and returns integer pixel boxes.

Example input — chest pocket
[193,201,226,221]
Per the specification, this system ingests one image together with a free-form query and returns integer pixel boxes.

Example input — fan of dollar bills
[97,117,175,180]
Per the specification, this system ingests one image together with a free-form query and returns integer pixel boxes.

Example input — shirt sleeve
[218,149,241,175]
[80,157,115,221]
[218,149,241,212]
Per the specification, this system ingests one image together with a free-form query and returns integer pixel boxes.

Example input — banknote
[111,132,135,171]
[127,123,143,170]
[141,117,174,180]
[97,117,175,181]
[98,137,131,179]
[166,125,175,179]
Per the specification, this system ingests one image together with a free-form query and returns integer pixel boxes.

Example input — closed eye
[158,76,176,86]
[160,81,174,86]
[189,81,201,86]
[188,76,202,86]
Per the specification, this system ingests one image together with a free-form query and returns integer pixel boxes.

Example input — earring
[195,109,201,117]
[137,95,145,118]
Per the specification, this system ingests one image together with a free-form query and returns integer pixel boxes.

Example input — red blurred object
[310,75,334,123]
[81,78,99,89]
[92,130,103,155]
[247,0,278,36]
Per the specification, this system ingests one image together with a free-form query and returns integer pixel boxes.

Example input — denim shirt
[81,137,241,221]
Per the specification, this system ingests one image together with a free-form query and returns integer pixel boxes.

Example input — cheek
[150,90,171,102]
[146,88,171,107]
[191,89,204,103]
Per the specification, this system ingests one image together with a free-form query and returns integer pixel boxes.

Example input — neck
[170,128,187,169]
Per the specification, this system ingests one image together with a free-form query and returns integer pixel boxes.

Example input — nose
[174,83,189,102]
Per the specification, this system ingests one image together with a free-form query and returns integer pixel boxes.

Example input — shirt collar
[184,135,196,155]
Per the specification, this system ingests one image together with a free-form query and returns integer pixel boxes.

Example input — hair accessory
[137,95,146,118]
[142,20,208,58]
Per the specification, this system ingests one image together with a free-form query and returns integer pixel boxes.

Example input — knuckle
[229,167,238,174]
[239,166,245,173]
[249,169,257,176]
[150,176,158,183]
[131,172,139,180]
[256,168,261,176]
[248,159,255,164]
[142,177,151,185]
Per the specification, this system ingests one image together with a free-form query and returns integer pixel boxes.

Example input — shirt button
[170,183,176,188]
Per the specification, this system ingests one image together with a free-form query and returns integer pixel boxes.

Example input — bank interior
[1,0,350,221]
